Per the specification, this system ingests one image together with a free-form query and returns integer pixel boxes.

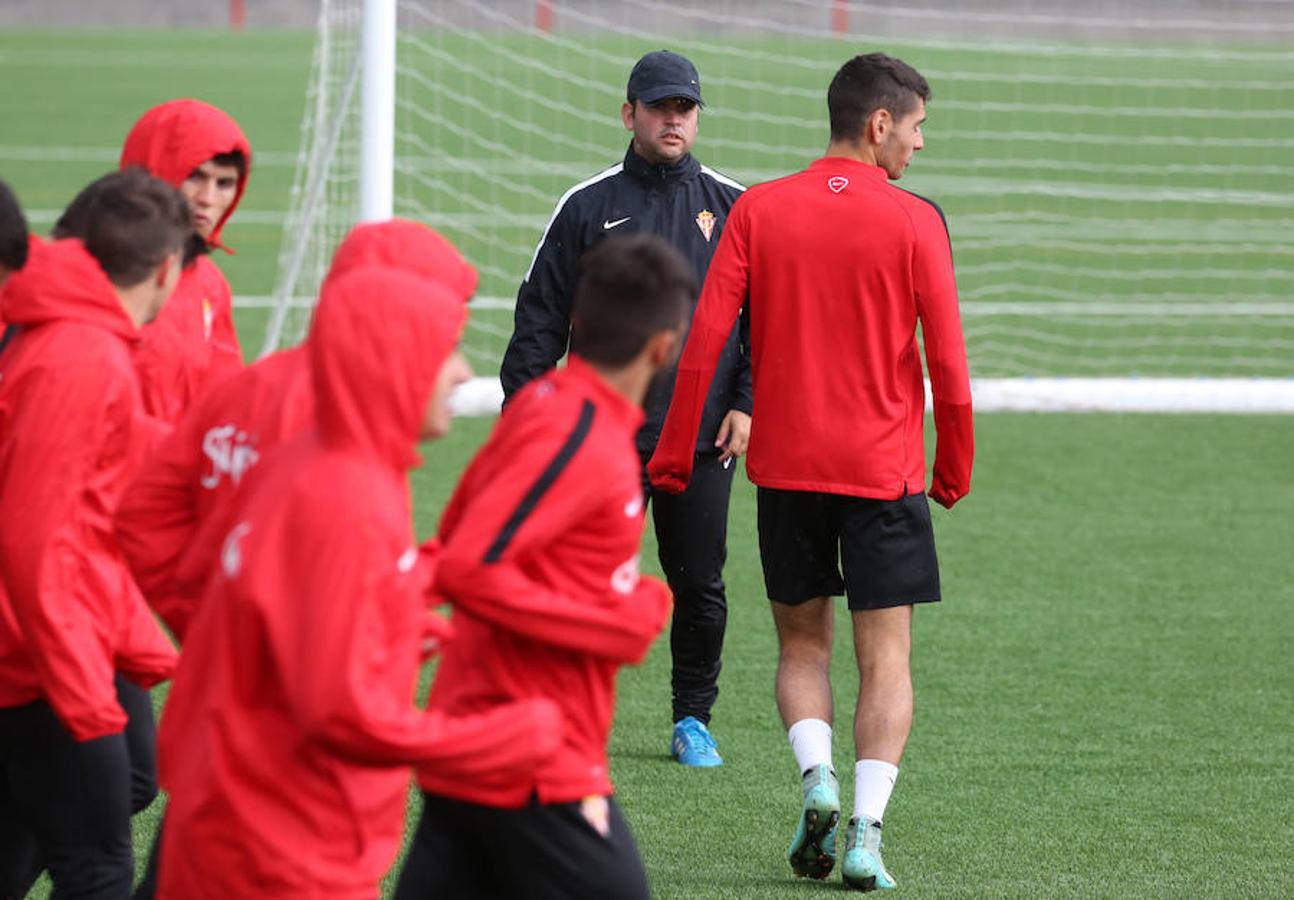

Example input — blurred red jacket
[0,239,177,741]
[120,98,251,422]
[420,356,673,808]
[115,219,479,641]
[155,265,553,899]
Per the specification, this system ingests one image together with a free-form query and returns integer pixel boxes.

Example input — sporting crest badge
[695,209,716,242]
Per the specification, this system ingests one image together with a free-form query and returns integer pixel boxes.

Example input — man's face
[622,98,699,165]
[420,348,473,440]
[180,159,240,239]
[875,99,926,180]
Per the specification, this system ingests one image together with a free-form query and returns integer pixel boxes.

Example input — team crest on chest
[202,297,214,341]
[695,209,716,242]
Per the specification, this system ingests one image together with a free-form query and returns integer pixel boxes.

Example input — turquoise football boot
[842,816,897,891]
[671,716,723,767]
[787,764,839,879]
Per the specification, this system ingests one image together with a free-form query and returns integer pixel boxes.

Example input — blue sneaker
[671,716,723,767]
[787,764,839,879]
[842,816,897,891]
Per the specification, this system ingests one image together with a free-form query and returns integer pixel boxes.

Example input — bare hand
[714,409,751,465]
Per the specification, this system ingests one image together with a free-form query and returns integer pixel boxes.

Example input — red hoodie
[156,266,554,899]
[419,356,674,808]
[0,239,177,740]
[115,219,479,641]
[120,98,251,422]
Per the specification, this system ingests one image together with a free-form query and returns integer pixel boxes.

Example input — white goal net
[266,0,1294,412]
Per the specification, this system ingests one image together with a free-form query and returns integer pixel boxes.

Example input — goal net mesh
[266,0,1294,408]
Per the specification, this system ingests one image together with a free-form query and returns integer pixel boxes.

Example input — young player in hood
[154,264,558,899]
[120,98,252,421]
[115,217,478,642]
[396,234,691,900]
[0,168,190,898]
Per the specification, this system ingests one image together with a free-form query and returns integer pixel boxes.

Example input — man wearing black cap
[501,49,749,769]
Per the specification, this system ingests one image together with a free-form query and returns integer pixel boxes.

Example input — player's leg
[651,452,734,766]
[839,492,941,891]
[115,675,159,817]
[4,699,134,897]
[487,795,650,900]
[759,487,846,879]
[0,706,44,899]
[393,793,498,899]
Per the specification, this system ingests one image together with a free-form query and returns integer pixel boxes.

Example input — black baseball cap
[627,50,704,107]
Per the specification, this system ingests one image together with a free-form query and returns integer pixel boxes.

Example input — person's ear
[621,100,636,131]
[868,108,892,145]
[154,253,174,288]
[647,328,682,368]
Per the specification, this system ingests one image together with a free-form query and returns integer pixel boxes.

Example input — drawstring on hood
[119,99,251,253]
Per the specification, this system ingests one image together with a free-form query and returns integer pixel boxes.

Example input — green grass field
[3,26,1292,899]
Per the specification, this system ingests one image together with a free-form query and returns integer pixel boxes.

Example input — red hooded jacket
[420,356,674,808]
[0,239,177,741]
[120,98,251,422]
[156,266,554,899]
[115,219,479,641]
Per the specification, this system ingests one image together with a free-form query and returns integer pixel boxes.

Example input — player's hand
[419,609,455,660]
[645,451,691,494]
[714,409,751,466]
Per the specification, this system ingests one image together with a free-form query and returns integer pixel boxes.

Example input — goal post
[262,0,1294,413]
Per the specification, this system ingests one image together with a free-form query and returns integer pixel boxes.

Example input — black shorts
[757,488,941,610]
[395,792,650,900]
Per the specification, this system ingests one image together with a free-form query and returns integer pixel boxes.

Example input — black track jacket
[500,144,751,456]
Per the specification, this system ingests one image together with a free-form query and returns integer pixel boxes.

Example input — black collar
[622,143,700,189]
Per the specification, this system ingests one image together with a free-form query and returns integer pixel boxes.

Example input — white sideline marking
[447,377,1294,417]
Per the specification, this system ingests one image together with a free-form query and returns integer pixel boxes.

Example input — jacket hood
[0,238,136,340]
[119,99,251,253]
[310,265,468,470]
[326,218,479,301]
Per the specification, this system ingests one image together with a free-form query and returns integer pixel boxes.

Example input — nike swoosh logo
[603,216,631,230]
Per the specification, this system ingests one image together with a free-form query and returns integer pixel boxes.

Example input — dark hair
[828,53,930,143]
[56,168,192,288]
[570,234,694,367]
[207,150,248,178]
[0,179,29,273]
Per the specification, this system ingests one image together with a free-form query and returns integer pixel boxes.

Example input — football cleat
[787,764,839,879]
[671,716,723,767]
[842,816,897,891]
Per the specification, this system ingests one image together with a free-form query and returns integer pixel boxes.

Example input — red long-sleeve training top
[120,98,251,422]
[649,158,973,506]
[114,219,479,640]
[420,355,674,808]
[0,239,177,741]
[155,266,557,899]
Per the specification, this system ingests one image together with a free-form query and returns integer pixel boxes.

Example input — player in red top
[153,264,559,898]
[0,169,190,899]
[120,98,251,422]
[115,218,479,642]
[395,235,689,900]
[649,53,974,890]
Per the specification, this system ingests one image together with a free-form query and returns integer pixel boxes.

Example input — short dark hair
[570,234,694,367]
[828,53,930,143]
[0,179,29,273]
[208,150,248,178]
[57,168,192,288]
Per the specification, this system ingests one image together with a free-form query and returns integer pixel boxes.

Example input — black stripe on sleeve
[482,398,596,564]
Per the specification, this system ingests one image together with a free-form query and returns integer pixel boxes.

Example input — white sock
[853,759,899,824]
[787,718,833,776]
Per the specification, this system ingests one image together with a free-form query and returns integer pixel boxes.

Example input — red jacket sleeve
[0,360,170,740]
[115,401,208,639]
[284,514,561,768]
[912,207,974,508]
[435,407,670,664]
[648,198,752,493]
